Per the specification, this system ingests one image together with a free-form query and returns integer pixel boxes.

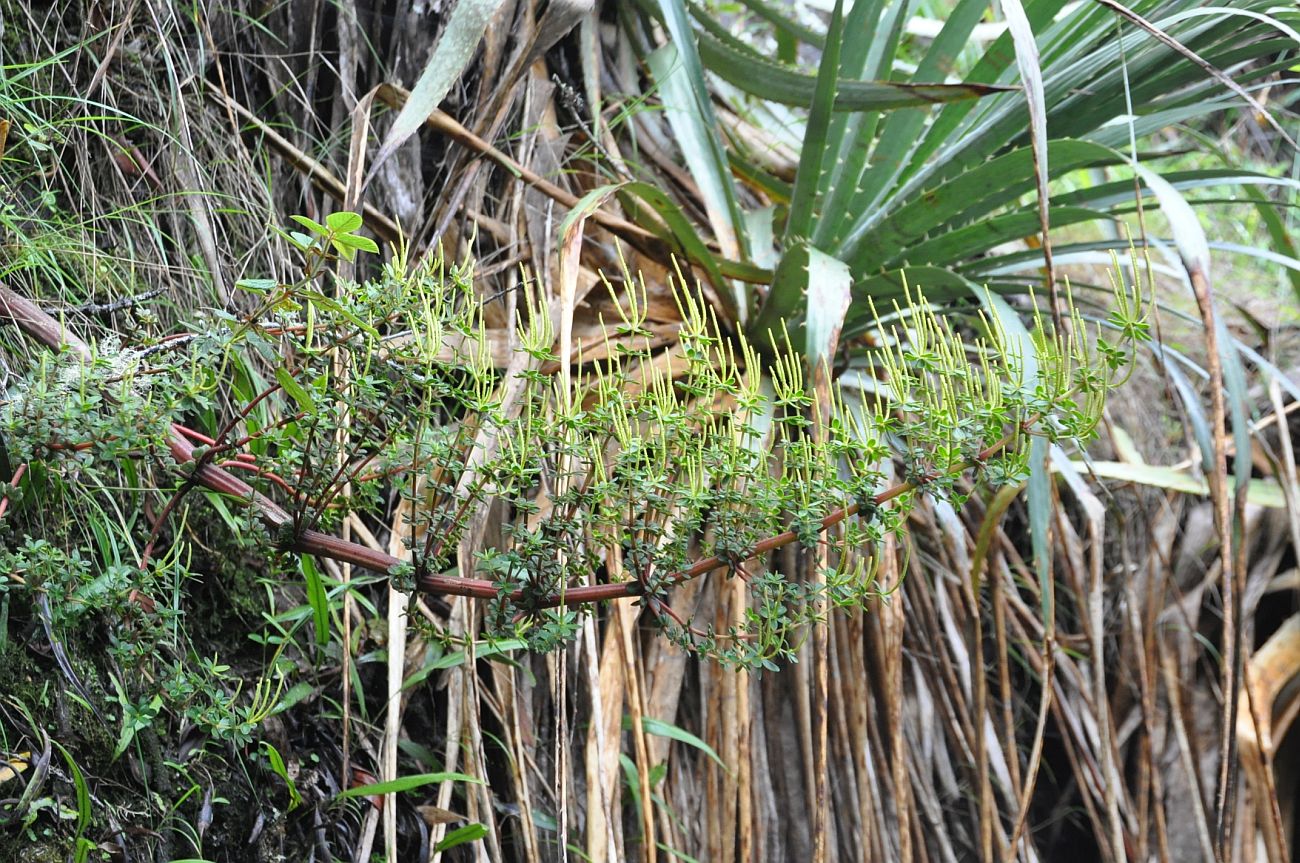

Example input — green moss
[0,835,68,863]
[0,637,48,722]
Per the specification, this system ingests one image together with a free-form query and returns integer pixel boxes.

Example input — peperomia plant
[1,213,1147,670]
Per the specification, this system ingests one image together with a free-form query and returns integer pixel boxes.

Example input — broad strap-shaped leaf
[1136,166,1253,496]
[896,0,1074,194]
[728,149,793,205]
[646,40,749,321]
[678,1,1011,111]
[811,0,902,248]
[1057,169,1300,210]
[749,241,820,350]
[338,771,484,799]
[842,268,976,340]
[845,139,1118,273]
[735,0,825,48]
[300,555,329,647]
[973,283,1040,396]
[803,247,853,371]
[366,0,508,183]
[1094,0,1296,148]
[615,180,728,299]
[1000,0,1055,295]
[970,240,1183,279]
[820,0,992,250]
[1162,350,1215,473]
[749,242,850,357]
[783,0,845,246]
[1059,459,1286,509]
[896,206,1109,270]
[1027,435,1054,622]
[627,716,729,771]
[1240,185,1300,303]
[647,0,748,263]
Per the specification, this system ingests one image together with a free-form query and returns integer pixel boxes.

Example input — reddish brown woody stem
[2,281,1030,613]
[0,463,28,520]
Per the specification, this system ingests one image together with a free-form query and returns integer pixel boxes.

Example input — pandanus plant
[618,0,1297,340]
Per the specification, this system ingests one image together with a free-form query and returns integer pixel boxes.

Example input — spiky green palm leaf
[625,0,1297,347]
